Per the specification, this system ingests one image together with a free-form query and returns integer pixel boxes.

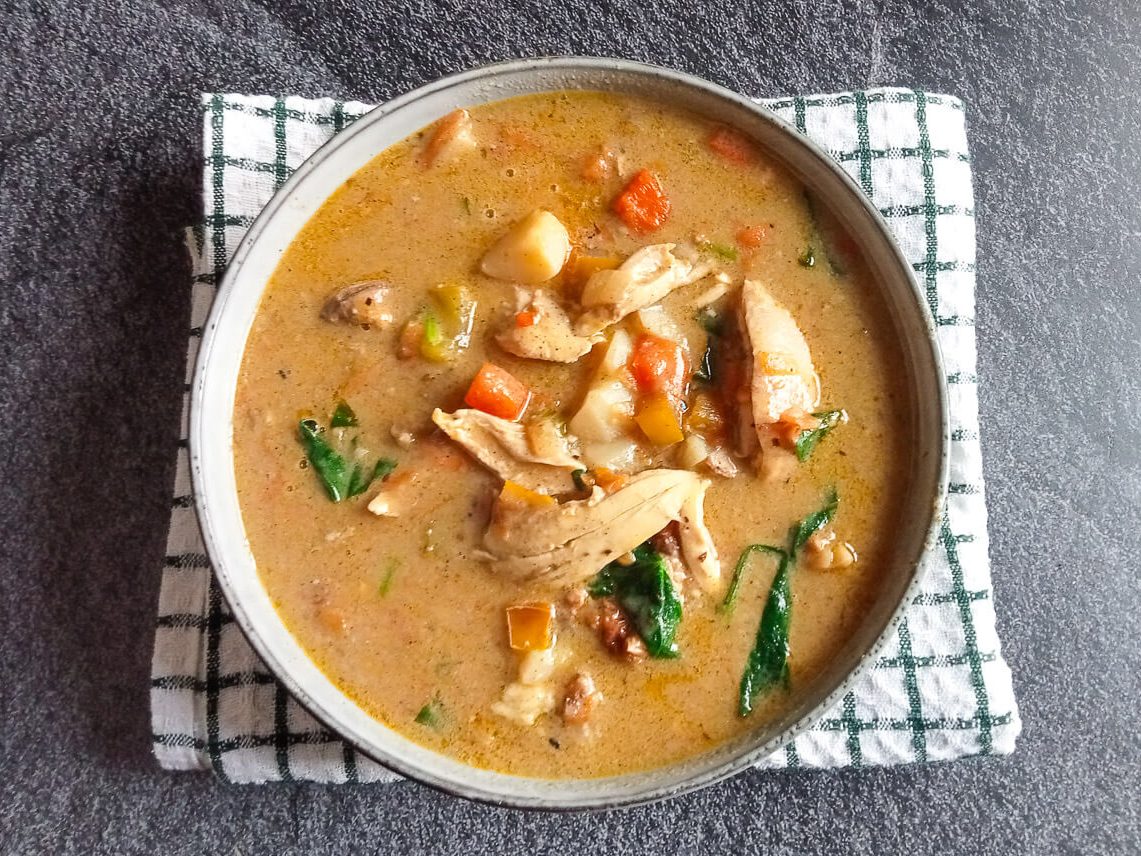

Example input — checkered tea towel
[151,89,1020,783]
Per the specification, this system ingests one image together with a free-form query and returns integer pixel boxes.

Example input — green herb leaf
[791,487,840,554]
[461,195,472,215]
[794,409,847,462]
[330,400,358,428]
[414,697,445,729]
[699,240,739,262]
[379,558,399,596]
[588,543,682,658]
[571,469,589,491]
[798,246,816,268]
[721,543,787,613]
[298,419,352,502]
[694,340,716,384]
[738,552,793,715]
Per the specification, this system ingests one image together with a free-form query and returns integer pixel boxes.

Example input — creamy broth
[233,91,910,778]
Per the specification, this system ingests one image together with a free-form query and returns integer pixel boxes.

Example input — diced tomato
[629,334,687,398]
[514,309,539,328]
[611,169,671,233]
[736,224,767,249]
[707,126,756,164]
[463,362,531,421]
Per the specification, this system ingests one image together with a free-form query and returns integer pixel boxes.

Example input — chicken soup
[233,91,911,778]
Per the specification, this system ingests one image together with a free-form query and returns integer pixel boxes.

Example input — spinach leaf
[736,489,840,716]
[721,543,787,614]
[696,306,724,335]
[589,543,682,658]
[798,246,816,268]
[694,340,716,385]
[738,551,793,715]
[791,487,839,553]
[298,419,352,502]
[330,400,358,428]
[571,468,590,491]
[794,409,846,462]
[297,409,397,502]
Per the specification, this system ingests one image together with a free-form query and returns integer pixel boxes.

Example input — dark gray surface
[1,0,1138,853]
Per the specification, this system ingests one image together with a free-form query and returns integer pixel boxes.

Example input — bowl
[190,57,949,809]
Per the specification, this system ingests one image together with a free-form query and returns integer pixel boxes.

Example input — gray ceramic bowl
[190,57,949,809]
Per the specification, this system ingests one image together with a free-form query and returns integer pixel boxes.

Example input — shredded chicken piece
[739,279,821,433]
[496,289,602,363]
[420,108,476,167]
[320,280,393,327]
[366,471,416,517]
[432,408,583,494]
[561,674,603,725]
[756,443,799,483]
[480,468,720,590]
[390,425,417,449]
[491,647,558,726]
[575,244,713,336]
[704,446,740,479]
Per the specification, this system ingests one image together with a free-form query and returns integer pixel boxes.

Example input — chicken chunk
[496,289,602,363]
[575,244,713,336]
[561,673,603,724]
[320,280,393,327]
[480,468,720,589]
[739,279,821,431]
[432,408,583,495]
[420,108,476,167]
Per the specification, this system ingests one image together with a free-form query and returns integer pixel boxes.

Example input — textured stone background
[1,1,1138,853]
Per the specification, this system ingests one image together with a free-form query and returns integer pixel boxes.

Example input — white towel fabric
[151,89,1019,783]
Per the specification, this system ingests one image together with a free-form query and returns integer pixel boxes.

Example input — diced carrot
[736,224,767,249]
[317,605,347,635]
[463,362,531,421]
[611,169,671,233]
[630,334,688,398]
[506,602,555,651]
[707,126,756,164]
[514,309,539,328]
[593,467,628,492]
[772,407,821,449]
[499,480,556,507]
[635,393,685,446]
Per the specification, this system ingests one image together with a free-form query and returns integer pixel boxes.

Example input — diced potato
[506,603,555,651]
[633,305,686,344]
[499,480,557,508]
[635,392,684,446]
[480,209,571,284]
[678,433,710,469]
[581,439,639,472]
[568,379,635,442]
[565,252,622,288]
[597,328,633,375]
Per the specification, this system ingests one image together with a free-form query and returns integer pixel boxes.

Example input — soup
[232,91,910,779]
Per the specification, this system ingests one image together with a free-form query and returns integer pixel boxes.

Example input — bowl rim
[190,55,950,810]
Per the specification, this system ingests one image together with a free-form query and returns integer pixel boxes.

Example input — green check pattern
[151,90,1019,783]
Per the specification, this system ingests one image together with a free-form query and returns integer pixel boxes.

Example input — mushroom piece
[431,408,584,495]
[575,244,713,336]
[480,468,720,590]
[320,280,393,328]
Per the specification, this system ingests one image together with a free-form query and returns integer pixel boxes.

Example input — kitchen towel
[151,88,1020,783]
